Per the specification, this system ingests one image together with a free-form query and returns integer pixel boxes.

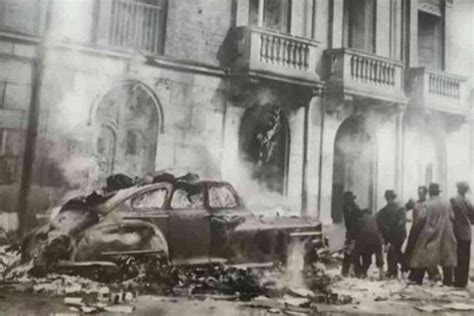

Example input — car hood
[233,215,321,232]
[211,209,320,232]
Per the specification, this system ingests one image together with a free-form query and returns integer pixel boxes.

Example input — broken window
[249,0,291,33]
[209,184,238,209]
[343,0,375,53]
[170,185,205,209]
[239,105,289,194]
[132,187,168,209]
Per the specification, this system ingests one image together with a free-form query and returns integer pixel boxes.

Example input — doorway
[331,115,376,223]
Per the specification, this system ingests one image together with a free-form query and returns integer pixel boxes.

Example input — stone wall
[32,47,228,202]
[165,0,233,66]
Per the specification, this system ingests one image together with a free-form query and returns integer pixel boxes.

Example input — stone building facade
[0,0,472,227]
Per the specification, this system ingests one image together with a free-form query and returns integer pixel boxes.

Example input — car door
[117,183,171,240]
[207,182,248,260]
[167,182,210,264]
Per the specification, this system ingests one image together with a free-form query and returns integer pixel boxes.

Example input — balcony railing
[98,0,166,55]
[325,48,405,103]
[231,26,319,83]
[428,72,461,98]
[408,68,468,115]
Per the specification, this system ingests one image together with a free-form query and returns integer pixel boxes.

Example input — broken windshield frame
[169,182,206,210]
[205,182,243,211]
[100,183,173,215]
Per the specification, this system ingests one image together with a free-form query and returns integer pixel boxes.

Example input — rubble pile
[0,246,351,314]
[0,245,21,276]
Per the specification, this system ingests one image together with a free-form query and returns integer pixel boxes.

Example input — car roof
[98,180,235,214]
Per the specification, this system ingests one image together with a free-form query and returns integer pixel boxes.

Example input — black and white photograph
[0,0,473,315]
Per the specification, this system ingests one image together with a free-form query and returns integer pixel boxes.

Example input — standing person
[450,181,474,288]
[403,186,428,272]
[351,208,384,279]
[409,183,457,285]
[404,186,441,281]
[376,190,407,278]
[341,191,362,277]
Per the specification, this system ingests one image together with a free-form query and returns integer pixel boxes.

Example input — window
[132,187,168,209]
[209,185,238,209]
[95,82,160,177]
[418,11,443,69]
[249,0,291,33]
[239,105,289,194]
[100,0,168,55]
[170,184,204,209]
[126,130,137,155]
[343,0,375,53]
[0,0,41,36]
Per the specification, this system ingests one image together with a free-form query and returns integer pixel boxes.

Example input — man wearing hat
[341,191,362,276]
[351,208,384,279]
[409,183,457,285]
[376,190,407,278]
[403,187,429,273]
[450,181,474,287]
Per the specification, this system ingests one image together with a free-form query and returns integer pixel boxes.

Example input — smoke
[37,1,106,199]
[282,239,306,288]
[224,158,297,216]
[254,87,278,106]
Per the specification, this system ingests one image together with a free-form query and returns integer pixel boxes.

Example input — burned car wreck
[22,172,324,277]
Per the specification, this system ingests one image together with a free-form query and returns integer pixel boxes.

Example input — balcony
[407,68,468,115]
[231,26,320,85]
[325,48,406,103]
[96,0,166,55]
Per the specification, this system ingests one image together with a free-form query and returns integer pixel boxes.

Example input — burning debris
[0,171,348,314]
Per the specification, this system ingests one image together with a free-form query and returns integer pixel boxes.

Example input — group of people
[341,182,474,288]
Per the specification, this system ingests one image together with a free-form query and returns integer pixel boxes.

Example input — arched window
[95,81,160,177]
[239,105,289,194]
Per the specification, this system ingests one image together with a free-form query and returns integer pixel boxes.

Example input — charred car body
[22,173,324,274]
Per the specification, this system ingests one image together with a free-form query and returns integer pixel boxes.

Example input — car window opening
[171,183,205,209]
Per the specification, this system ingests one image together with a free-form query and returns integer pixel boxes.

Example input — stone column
[301,89,323,218]
[443,0,454,71]
[408,0,418,67]
[395,106,406,198]
[329,0,344,48]
[235,0,250,26]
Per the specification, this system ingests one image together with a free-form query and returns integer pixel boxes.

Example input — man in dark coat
[341,191,362,276]
[377,190,407,278]
[352,208,384,279]
[404,186,441,281]
[403,186,428,272]
[450,181,474,287]
[409,183,457,285]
